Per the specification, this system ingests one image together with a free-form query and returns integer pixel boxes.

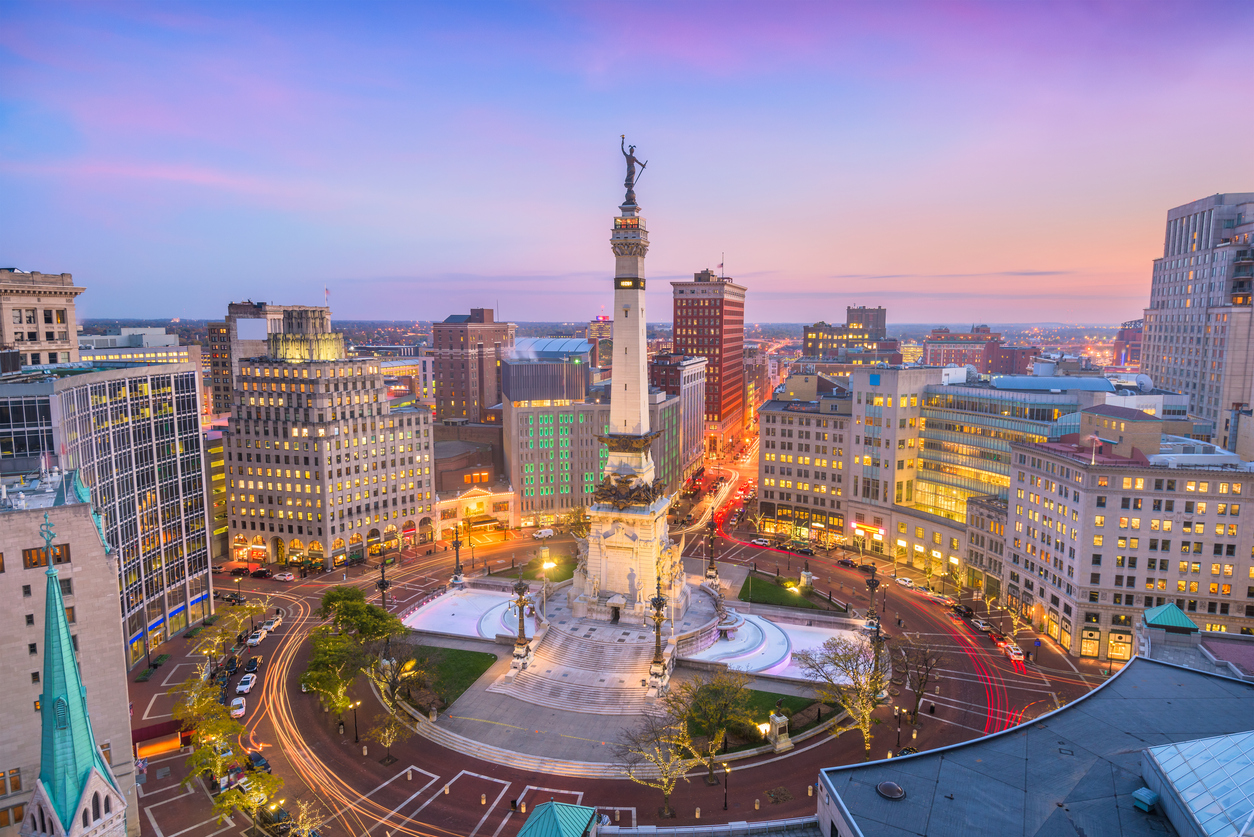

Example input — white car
[532,529,554,540]
[262,620,276,633]
[270,613,283,628]
[970,618,992,632]
[895,577,914,588]
[246,630,267,647]
[236,673,256,694]
[751,538,770,547]
[1004,644,1024,661]
[229,697,246,718]
[273,571,295,582]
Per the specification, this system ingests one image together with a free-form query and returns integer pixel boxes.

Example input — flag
[717,262,723,269]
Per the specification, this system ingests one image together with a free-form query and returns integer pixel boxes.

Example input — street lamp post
[723,763,730,810]
[351,700,362,743]
[541,561,555,617]
[895,706,901,748]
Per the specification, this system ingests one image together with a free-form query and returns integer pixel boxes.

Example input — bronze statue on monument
[621,135,647,205]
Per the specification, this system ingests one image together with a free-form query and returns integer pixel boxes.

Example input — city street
[134,446,1103,837]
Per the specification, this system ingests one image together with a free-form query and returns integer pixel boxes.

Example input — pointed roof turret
[36,512,117,831]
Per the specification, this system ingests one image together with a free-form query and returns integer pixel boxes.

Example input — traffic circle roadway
[137,530,1105,837]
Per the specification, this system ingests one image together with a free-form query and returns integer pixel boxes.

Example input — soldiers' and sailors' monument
[570,137,690,627]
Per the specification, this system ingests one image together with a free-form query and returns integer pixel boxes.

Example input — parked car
[791,546,815,556]
[970,618,992,632]
[244,656,260,674]
[857,564,876,574]
[532,528,555,540]
[273,571,295,582]
[246,751,272,773]
[1004,644,1024,661]
[212,564,228,574]
[230,567,249,577]
[952,604,975,617]
[987,630,1008,647]
[262,620,277,633]
[269,613,283,628]
[836,558,857,568]
[895,577,915,588]
[225,656,239,674]
[209,761,247,793]
[251,568,273,579]
[229,697,246,718]
[246,630,267,647]
[236,673,257,694]
[750,538,770,547]
[259,803,292,834]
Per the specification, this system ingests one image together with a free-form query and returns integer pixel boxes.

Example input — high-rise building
[802,307,890,358]
[502,343,682,527]
[671,269,746,455]
[0,362,212,667]
[224,331,434,569]
[1141,193,1254,429]
[0,269,83,368]
[922,325,1001,367]
[206,302,332,416]
[431,309,515,423]
[648,353,707,482]
[1110,319,1144,369]
[0,470,137,837]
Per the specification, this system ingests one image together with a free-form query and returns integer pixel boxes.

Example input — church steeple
[21,513,124,837]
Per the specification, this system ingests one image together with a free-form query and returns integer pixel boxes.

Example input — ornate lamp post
[351,699,362,742]
[451,529,464,584]
[649,579,667,676]
[706,515,719,580]
[512,573,530,661]
[377,558,392,611]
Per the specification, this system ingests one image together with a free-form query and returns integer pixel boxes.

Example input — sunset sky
[2,1,1252,323]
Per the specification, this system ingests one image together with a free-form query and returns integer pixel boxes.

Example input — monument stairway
[487,620,658,714]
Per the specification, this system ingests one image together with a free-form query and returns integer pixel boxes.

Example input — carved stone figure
[574,535,589,576]
[593,473,667,510]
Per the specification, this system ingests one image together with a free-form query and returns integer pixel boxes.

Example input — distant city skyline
[2,1,1251,322]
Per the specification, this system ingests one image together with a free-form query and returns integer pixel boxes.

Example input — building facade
[1003,410,1254,660]
[432,309,515,423]
[648,353,707,482]
[671,269,746,455]
[1111,318,1144,369]
[0,363,213,667]
[922,325,1001,367]
[224,334,435,568]
[0,472,137,837]
[0,270,83,368]
[1142,193,1254,424]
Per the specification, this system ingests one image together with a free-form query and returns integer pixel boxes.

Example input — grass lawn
[738,575,820,609]
[434,648,498,706]
[745,689,813,719]
[519,554,575,583]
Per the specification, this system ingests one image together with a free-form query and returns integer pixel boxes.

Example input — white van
[533,529,555,540]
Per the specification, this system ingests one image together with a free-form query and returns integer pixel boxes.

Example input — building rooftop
[511,337,592,359]
[1144,602,1199,632]
[433,440,491,460]
[0,469,87,512]
[1084,404,1160,422]
[820,658,1254,837]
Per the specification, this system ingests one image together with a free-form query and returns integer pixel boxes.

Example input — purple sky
[2,1,1252,324]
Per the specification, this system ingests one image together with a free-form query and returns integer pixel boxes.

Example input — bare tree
[794,635,888,761]
[366,712,413,765]
[615,712,693,817]
[892,640,947,723]
[662,669,753,780]
[286,799,330,837]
